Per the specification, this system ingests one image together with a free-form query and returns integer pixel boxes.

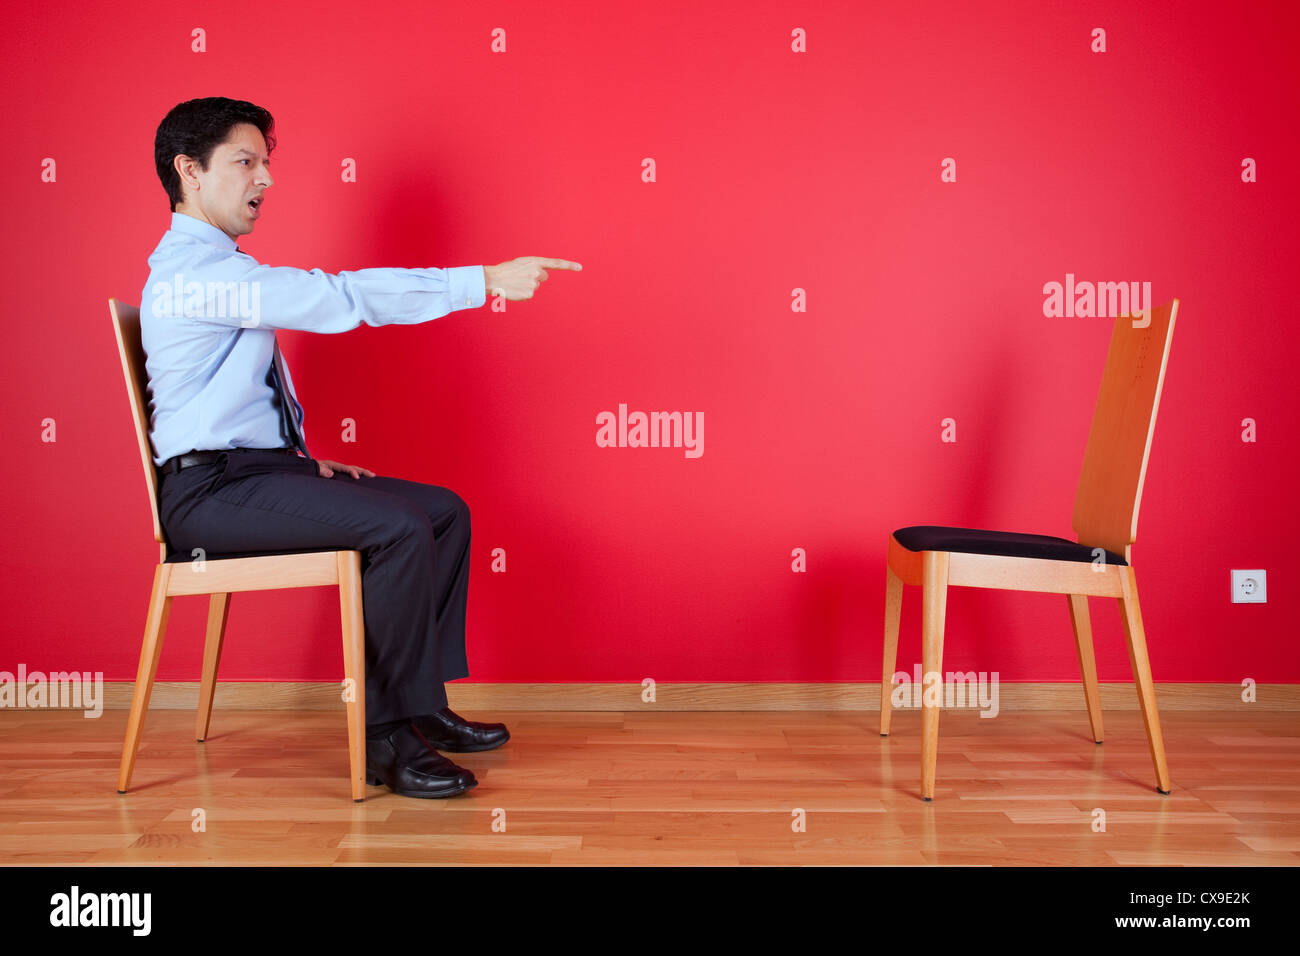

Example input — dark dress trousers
[157,448,471,726]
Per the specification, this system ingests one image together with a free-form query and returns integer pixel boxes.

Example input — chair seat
[163,545,347,564]
[892,525,1128,566]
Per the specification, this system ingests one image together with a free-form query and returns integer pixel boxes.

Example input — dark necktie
[269,337,310,458]
[237,246,310,458]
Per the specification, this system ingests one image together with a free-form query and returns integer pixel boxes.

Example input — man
[143,96,581,799]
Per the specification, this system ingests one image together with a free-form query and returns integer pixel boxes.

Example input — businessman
[143,96,581,798]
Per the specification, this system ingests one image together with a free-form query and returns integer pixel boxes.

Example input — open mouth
[248,197,263,215]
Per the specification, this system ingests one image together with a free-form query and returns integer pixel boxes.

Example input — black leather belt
[160,447,297,476]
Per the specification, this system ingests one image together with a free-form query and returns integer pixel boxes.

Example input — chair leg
[920,551,949,801]
[337,551,367,802]
[1118,568,1172,795]
[879,564,904,736]
[196,593,231,742]
[1067,594,1104,743]
[117,564,174,794]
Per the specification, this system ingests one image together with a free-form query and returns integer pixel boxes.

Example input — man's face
[174,122,274,241]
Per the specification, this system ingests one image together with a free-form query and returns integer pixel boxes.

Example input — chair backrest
[1072,298,1179,564]
[109,298,168,563]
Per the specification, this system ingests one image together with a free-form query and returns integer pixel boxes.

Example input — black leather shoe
[365,722,478,798]
[411,707,510,753]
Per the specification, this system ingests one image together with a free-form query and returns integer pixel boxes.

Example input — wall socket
[1231,569,1267,604]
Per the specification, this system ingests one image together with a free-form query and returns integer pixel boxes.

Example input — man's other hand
[317,459,376,479]
[483,257,582,301]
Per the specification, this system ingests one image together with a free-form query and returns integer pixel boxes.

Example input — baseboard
[57,681,1300,711]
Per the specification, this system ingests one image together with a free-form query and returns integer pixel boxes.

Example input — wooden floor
[1,709,1297,865]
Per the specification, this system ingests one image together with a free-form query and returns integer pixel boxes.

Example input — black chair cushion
[163,545,347,564]
[892,525,1128,566]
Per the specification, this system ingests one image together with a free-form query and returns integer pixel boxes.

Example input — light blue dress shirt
[141,212,487,465]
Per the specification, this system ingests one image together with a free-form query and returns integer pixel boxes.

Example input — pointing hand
[483,257,582,301]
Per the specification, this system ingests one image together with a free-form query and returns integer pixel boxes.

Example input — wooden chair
[109,298,369,801]
[880,299,1178,800]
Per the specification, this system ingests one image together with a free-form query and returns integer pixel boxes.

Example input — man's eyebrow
[231,147,269,160]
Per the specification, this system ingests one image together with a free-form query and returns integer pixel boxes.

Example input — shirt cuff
[445,265,487,310]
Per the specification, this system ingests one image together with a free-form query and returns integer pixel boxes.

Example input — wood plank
[1,708,1296,865]
[66,681,1300,711]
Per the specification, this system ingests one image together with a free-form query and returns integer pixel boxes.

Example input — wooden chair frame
[109,298,368,801]
[880,299,1179,801]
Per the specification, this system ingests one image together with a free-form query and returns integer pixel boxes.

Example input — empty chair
[880,299,1178,801]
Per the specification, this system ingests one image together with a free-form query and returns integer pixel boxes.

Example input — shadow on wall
[794,317,1022,682]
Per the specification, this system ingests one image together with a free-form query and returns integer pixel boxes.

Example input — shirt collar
[169,211,239,252]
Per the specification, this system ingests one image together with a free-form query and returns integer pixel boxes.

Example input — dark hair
[153,97,276,211]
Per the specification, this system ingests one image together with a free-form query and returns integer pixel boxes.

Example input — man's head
[154,96,276,241]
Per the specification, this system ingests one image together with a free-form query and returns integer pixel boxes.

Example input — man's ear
[173,153,202,197]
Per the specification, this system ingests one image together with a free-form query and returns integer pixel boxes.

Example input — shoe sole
[424,731,511,754]
[366,774,479,798]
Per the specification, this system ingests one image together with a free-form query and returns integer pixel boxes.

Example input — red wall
[3,0,1296,687]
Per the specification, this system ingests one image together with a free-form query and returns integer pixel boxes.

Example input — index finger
[539,258,582,271]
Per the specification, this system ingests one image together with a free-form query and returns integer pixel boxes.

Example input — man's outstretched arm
[154,251,581,332]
